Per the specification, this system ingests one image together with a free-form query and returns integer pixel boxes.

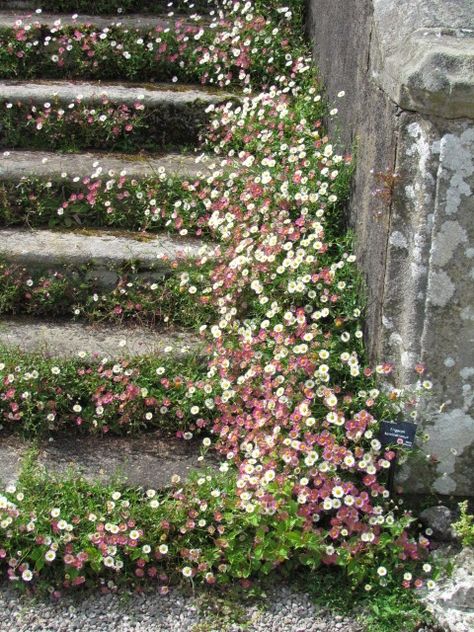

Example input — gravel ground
[0,582,363,632]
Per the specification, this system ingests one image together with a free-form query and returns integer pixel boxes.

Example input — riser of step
[0,228,213,326]
[0,150,219,182]
[0,262,212,327]
[0,177,211,236]
[0,431,209,488]
[0,318,202,359]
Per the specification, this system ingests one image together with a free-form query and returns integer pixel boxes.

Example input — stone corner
[370,0,474,118]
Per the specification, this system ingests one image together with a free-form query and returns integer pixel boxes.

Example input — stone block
[306,0,474,495]
[0,318,203,360]
[0,149,218,181]
[423,548,474,632]
[420,506,457,542]
[370,0,474,118]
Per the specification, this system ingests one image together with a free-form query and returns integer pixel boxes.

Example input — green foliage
[0,99,207,153]
[0,345,211,435]
[452,501,474,547]
[362,588,435,632]
[0,175,213,235]
[0,459,327,592]
[302,570,435,632]
[0,257,215,329]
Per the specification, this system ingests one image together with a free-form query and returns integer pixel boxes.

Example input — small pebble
[0,582,364,632]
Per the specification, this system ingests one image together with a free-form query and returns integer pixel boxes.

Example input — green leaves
[452,500,474,546]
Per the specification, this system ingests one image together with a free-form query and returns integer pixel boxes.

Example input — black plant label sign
[379,420,417,449]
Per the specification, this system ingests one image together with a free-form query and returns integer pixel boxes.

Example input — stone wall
[305,0,474,495]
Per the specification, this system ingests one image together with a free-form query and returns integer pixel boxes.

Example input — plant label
[379,421,417,449]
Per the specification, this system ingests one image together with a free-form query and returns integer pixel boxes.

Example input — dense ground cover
[0,346,211,435]
[0,3,302,86]
[0,256,216,328]
[0,174,211,234]
[0,0,437,616]
[0,98,203,152]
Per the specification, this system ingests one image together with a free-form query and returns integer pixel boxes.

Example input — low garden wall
[305,0,474,495]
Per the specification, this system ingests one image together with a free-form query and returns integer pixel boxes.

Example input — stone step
[0,227,208,270]
[0,80,233,150]
[0,10,184,30]
[0,430,209,488]
[0,79,231,109]
[0,0,212,14]
[0,149,219,181]
[0,317,202,359]
[0,228,215,326]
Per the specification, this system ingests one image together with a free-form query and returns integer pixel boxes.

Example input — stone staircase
[0,0,226,485]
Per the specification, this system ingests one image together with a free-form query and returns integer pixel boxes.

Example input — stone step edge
[0,0,210,11]
[0,149,224,181]
[0,10,207,30]
[0,430,211,489]
[0,79,236,108]
[0,227,212,267]
[0,317,204,360]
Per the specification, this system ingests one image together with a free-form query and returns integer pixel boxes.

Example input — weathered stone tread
[0,10,195,30]
[0,431,209,488]
[0,318,203,359]
[0,0,209,9]
[0,227,208,266]
[0,79,234,107]
[0,149,220,180]
[0,0,211,11]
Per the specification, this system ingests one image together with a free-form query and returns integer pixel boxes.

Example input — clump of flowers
[0,348,213,435]
[0,170,218,236]
[1,98,149,152]
[0,257,215,329]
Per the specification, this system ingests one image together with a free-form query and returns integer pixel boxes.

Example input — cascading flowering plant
[0,0,436,593]
[190,78,433,579]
